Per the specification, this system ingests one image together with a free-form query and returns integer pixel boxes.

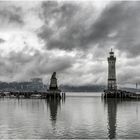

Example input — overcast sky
[0,0,139,87]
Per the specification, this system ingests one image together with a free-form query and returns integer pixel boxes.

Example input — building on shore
[0,78,47,92]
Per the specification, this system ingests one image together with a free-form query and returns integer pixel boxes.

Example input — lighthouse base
[102,90,139,99]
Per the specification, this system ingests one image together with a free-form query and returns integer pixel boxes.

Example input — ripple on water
[0,96,139,138]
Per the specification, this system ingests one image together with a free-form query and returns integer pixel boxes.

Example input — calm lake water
[0,92,140,139]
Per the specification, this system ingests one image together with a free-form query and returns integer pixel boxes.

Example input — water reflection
[104,99,118,139]
[46,99,62,127]
[0,96,140,139]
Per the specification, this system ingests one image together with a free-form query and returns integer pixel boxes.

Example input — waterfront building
[30,78,44,91]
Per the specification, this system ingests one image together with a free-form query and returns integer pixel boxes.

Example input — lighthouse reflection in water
[0,94,139,139]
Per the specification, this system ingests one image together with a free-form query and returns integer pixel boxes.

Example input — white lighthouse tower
[108,49,117,91]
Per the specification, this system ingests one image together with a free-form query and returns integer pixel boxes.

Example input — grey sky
[0,0,139,87]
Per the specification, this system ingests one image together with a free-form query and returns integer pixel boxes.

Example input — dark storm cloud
[95,1,140,57]
[38,1,114,50]
[27,53,74,77]
[85,1,140,58]
[38,1,140,58]
[0,50,74,82]
[0,4,24,27]
[7,51,35,64]
[0,1,140,86]
[0,38,5,43]
[38,1,95,50]
[83,2,129,42]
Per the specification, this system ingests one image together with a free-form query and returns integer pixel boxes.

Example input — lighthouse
[103,49,136,98]
[108,49,117,91]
